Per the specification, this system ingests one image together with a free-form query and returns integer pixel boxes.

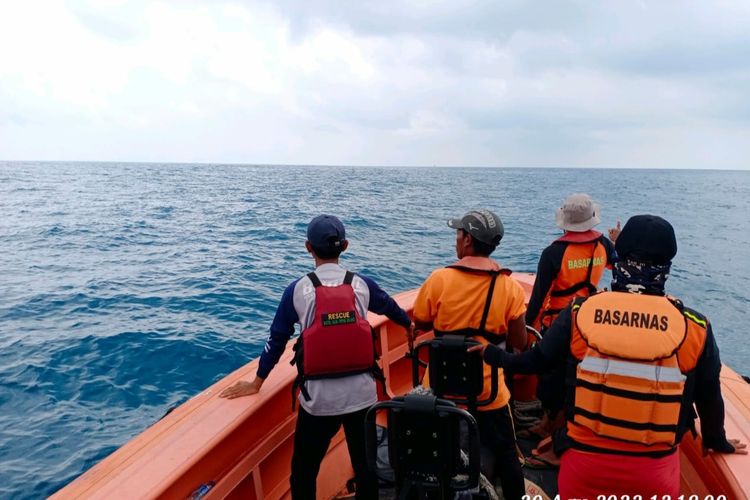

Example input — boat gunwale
[52,275,750,499]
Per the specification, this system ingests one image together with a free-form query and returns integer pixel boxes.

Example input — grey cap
[555,193,601,232]
[448,209,504,245]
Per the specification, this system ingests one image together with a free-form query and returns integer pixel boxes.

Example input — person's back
[220,214,413,500]
[554,216,732,495]
[479,214,747,497]
[417,257,523,410]
[290,263,385,414]
[523,194,618,443]
[413,209,527,500]
[526,193,618,332]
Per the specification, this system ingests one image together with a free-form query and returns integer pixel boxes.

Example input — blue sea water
[1,161,749,498]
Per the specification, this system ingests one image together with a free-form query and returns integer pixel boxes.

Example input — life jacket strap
[307,270,355,288]
[433,268,506,344]
[479,272,499,333]
[372,362,387,396]
[434,328,507,345]
[307,272,322,288]
[567,436,679,458]
[291,376,312,411]
[445,265,511,276]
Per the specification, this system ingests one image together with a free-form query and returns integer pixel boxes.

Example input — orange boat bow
[52,274,750,499]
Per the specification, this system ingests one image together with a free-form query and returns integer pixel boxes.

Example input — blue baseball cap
[307,214,346,249]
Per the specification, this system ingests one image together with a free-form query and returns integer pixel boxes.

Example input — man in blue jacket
[220,214,413,500]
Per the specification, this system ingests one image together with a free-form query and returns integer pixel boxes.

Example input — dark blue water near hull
[1,162,749,498]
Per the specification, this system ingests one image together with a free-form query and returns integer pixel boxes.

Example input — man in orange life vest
[475,214,747,496]
[524,193,619,443]
[220,215,413,500]
[526,193,619,333]
[413,209,528,499]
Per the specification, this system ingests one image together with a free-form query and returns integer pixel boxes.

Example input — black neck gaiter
[611,259,671,296]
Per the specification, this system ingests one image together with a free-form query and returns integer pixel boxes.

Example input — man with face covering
[474,215,747,496]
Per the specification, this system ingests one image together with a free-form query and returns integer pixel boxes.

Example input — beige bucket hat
[555,193,601,232]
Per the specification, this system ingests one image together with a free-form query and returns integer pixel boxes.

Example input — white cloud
[0,0,748,168]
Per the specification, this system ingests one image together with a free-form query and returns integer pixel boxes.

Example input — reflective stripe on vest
[579,356,686,384]
[567,292,704,453]
[541,239,608,327]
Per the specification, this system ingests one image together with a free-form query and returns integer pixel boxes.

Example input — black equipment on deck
[365,393,481,499]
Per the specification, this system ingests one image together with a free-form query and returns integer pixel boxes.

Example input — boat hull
[52,274,750,499]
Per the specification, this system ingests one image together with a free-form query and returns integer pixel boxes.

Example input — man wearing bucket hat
[526,193,619,333]
[474,214,747,497]
[521,194,621,447]
[412,209,528,499]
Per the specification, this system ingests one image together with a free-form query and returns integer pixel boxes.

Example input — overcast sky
[1,1,749,168]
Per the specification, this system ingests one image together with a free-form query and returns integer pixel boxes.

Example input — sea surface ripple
[1,162,749,498]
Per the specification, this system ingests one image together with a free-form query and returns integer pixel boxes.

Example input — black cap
[615,215,677,264]
[447,209,504,245]
[307,214,346,249]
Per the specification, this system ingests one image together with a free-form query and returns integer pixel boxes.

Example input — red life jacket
[293,271,376,387]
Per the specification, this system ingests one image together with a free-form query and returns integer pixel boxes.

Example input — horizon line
[0,159,748,172]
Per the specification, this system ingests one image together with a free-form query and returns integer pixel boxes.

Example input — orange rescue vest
[540,233,608,328]
[433,259,511,345]
[567,292,708,456]
[427,256,514,410]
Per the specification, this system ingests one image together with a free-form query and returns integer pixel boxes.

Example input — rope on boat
[513,399,543,429]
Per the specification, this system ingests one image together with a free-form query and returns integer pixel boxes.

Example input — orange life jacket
[426,256,514,410]
[434,257,512,345]
[540,231,608,329]
[567,291,708,456]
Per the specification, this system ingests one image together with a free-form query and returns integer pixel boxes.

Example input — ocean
[1,162,749,499]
